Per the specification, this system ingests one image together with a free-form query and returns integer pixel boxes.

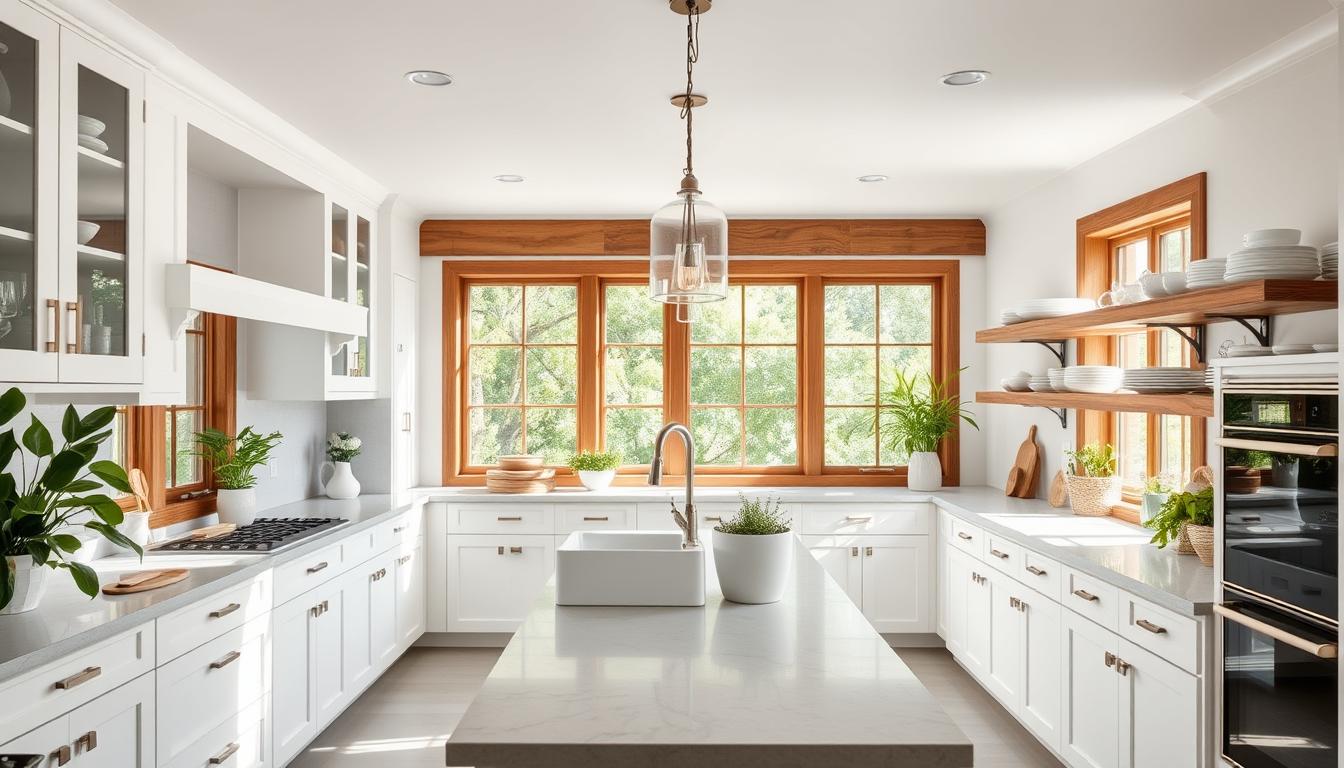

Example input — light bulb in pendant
[673,241,707,292]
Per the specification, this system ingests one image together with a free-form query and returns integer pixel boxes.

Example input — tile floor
[290,646,1062,768]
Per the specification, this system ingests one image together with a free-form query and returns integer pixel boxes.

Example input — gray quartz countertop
[0,495,412,684]
[420,484,1216,616]
[444,538,973,768]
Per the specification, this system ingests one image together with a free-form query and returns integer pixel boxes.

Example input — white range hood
[164,262,368,343]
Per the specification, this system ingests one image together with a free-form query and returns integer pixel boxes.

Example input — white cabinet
[443,534,555,632]
[962,555,992,679]
[1119,639,1199,768]
[391,272,417,499]
[0,672,154,768]
[802,534,932,633]
[982,570,1020,706]
[395,541,426,648]
[1016,588,1062,752]
[270,579,344,767]
[1061,610,1123,768]
[342,551,397,697]
[942,546,968,657]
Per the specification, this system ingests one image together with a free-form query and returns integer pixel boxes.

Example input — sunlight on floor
[307,734,450,755]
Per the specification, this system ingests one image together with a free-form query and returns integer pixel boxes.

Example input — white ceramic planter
[118,511,153,549]
[322,461,361,500]
[907,451,943,491]
[1140,492,1169,526]
[577,469,616,491]
[2,556,49,615]
[216,488,258,526]
[712,530,794,604]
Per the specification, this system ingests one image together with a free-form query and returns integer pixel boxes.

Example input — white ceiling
[111,0,1332,217]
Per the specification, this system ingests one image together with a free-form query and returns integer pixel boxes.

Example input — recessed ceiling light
[940,69,990,87]
[493,174,525,183]
[857,174,888,183]
[405,70,453,87]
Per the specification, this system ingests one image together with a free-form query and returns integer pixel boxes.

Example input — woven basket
[1064,475,1122,517]
[1185,524,1215,566]
[1175,522,1195,554]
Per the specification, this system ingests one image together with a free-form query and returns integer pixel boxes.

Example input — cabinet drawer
[0,624,154,743]
[948,517,983,558]
[156,615,269,762]
[1018,550,1062,603]
[983,534,1022,576]
[157,573,272,663]
[1062,567,1119,632]
[556,504,637,534]
[162,695,267,768]
[801,503,931,535]
[442,503,552,535]
[1117,593,1200,673]
[384,509,423,551]
[274,542,345,605]
[341,526,378,569]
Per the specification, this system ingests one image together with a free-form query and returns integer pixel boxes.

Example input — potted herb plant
[1064,443,1121,517]
[1140,473,1173,525]
[192,427,283,526]
[875,368,978,491]
[0,388,143,614]
[567,451,621,491]
[712,495,793,604]
[1144,486,1215,565]
[322,431,362,500]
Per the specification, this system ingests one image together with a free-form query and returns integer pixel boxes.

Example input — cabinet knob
[74,731,97,754]
[54,666,101,690]
[50,746,71,766]
[209,602,241,619]
[1115,659,1131,676]
[1104,651,1116,668]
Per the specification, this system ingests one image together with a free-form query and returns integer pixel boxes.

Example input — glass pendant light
[650,0,727,323]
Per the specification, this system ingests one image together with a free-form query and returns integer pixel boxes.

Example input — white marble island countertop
[444,539,972,768]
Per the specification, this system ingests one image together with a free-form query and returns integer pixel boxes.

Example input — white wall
[983,45,1340,490]
[416,254,989,487]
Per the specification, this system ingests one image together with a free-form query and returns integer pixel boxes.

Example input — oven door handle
[1213,602,1338,659]
[1215,437,1338,458]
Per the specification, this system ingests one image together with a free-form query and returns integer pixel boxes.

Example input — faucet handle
[669,502,689,534]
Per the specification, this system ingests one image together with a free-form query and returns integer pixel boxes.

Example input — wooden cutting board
[101,568,189,595]
[1006,425,1041,498]
[1047,470,1068,507]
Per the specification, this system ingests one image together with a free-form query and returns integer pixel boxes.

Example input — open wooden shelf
[976,279,1337,343]
[977,390,1213,418]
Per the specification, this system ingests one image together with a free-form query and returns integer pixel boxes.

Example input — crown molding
[1184,9,1339,104]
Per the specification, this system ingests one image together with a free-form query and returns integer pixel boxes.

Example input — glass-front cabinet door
[328,199,373,391]
[57,27,142,383]
[0,1,58,380]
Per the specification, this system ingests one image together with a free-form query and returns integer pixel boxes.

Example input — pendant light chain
[679,1,701,250]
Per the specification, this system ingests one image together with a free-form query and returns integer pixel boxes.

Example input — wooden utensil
[1006,425,1042,499]
[190,523,238,540]
[128,468,152,512]
[1005,467,1024,495]
[101,568,189,595]
[1048,470,1068,507]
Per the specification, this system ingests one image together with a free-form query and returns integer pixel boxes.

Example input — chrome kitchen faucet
[648,422,699,549]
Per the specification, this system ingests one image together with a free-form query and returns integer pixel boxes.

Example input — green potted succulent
[1140,473,1174,525]
[1144,486,1215,565]
[0,388,143,614]
[192,427,283,526]
[712,495,793,604]
[1064,443,1120,517]
[567,451,621,491]
[875,368,978,491]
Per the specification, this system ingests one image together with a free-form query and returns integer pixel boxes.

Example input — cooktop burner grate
[154,518,348,553]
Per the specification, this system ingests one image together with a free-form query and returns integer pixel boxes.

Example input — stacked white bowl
[1046,367,1067,391]
[1013,297,1097,321]
[1226,229,1318,282]
[1323,241,1338,280]
[1000,310,1022,325]
[1000,371,1032,392]
[1028,374,1055,393]
[1122,367,1207,393]
[77,114,108,155]
[1063,365,1124,394]
[1185,258,1227,290]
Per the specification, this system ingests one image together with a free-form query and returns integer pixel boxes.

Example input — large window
[446,260,959,485]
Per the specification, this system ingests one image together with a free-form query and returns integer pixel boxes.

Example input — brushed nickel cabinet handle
[864,546,874,557]
[393,525,406,533]
[990,548,1009,560]
[402,412,412,432]
[1115,658,1131,676]
[209,650,242,670]
[400,554,414,564]
[75,730,97,753]
[957,531,972,540]
[1017,599,1028,612]
[51,746,71,766]
[1104,651,1116,668]
[1072,589,1099,603]
[846,514,874,522]
[45,298,58,352]
[1009,596,1020,609]
[497,516,523,522]
[210,603,241,619]
[507,548,521,555]
[703,515,721,522]
[1025,565,1046,576]
[497,546,504,555]
[850,547,859,557]
[208,742,240,765]
[65,301,79,353]
[54,666,101,690]
[1136,619,1167,635]
[1214,602,1339,659]
[583,516,609,522]
[306,561,329,574]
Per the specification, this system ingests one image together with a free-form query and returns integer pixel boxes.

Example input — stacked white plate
[1013,297,1098,321]
[1063,365,1124,394]
[1027,375,1055,393]
[1000,310,1023,325]
[1224,344,1272,358]
[1185,258,1227,290]
[77,114,108,155]
[1323,242,1338,280]
[1122,367,1207,393]
[1046,367,1067,391]
[1224,245,1320,283]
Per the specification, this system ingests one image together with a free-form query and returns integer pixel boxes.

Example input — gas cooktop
[153,518,348,553]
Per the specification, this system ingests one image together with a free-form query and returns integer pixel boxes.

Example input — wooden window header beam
[421,219,986,257]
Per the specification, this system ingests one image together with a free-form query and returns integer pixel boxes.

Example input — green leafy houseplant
[0,387,143,612]
[1144,487,1214,548]
[716,495,792,536]
[875,367,978,455]
[192,427,283,489]
[567,451,621,473]
[1062,442,1121,516]
[1067,443,1117,477]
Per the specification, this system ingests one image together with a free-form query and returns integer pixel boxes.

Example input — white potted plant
[323,431,363,499]
[192,427,283,526]
[1064,443,1122,517]
[567,451,621,491]
[712,495,793,604]
[876,368,978,491]
[0,388,144,614]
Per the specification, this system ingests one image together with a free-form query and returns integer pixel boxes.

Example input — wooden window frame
[443,258,960,487]
[599,279,668,472]
[1076,173,1207,522]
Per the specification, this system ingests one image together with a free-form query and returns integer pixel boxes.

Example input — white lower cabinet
[271,579,344,767]
[962,554,992,678]
[395,541,426,648]
[803,536,862,605]
[1119,638,1199,768]
[802,534,932,633]
[163,697,268,768]
[342,551,398,697]
[1062,609,1121,768]
[443,534,555,632]
[1016,588,1063,752]
[982,569,1020,706]
[0,672,155,768]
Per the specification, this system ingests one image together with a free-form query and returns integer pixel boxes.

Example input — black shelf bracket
[1043,406,1068,429]
[1144,323,1207,363]
[1026,340,1067,368]
[1206,315,1273,348]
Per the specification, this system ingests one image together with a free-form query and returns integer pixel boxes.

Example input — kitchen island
[444,538,973,768]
